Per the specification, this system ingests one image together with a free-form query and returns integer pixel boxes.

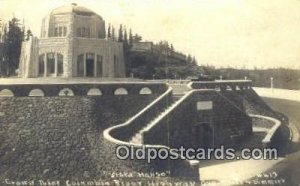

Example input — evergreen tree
[123,28,128,48]
[25,29,32,41]
[123,27,130,76]
[187,54,192,64]
[0,19,3,42]
[170,44,174,53]
[112,26,115,41]
[118,24,123,42]
[129,28,133,47]
[132,34,142,43]
[191,56,197,65]
[3,17,24,76]
[107,23,111,38]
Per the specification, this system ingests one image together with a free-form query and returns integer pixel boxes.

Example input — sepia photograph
[0,0,300,185]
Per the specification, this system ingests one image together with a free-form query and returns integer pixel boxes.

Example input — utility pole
[270,77,274,92]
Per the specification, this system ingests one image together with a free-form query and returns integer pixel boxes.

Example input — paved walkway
[254,87,300,102]
[200,158,284,185]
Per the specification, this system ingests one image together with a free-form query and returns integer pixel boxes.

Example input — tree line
[109,24,199,79]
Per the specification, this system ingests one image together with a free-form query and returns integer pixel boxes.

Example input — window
[114,55,118,77]
[76,27,91,38]
[39,54,45,75]
[63,27,67,36]
[54,26,67,37]
[86,53,95,77]
[86,53,94,60]
[77,54,84,76]
[86,28,90,38]
[54,27,59,37]
[47,53,55,74]
[77,28,81,37]
[114,88,128,95]
[57,54,63,75]
[58,27,62,37]
[96,55,103,77]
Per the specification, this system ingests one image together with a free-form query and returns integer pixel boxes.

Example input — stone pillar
[108,45,113,78]
[54,52,58,77]
[113,55,118,78]
[65,14,74,77]
[44,54,47,77]
[83,53,86,77]
[94,54,97,77]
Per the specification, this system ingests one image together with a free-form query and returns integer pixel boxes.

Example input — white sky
[1,0,300,69]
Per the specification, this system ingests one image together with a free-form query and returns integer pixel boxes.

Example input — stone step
[129,94,185,144]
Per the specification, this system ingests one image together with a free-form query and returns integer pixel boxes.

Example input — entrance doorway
[194,123,213,149]
[86,59,94,77]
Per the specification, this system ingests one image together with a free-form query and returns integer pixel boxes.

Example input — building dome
[40,3,105,38]
[51,3,97,17]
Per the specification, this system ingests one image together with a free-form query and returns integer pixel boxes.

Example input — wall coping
[187,80,252,90]
[0,78,160,85]
[249,114,281,145]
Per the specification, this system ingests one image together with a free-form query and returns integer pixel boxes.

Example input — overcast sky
[1,0,300,69]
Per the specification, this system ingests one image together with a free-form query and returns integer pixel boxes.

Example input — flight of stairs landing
[129,94,184,144]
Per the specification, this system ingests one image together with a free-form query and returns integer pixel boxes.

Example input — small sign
[197,101,213,110]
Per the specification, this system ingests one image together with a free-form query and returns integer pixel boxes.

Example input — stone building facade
[19,3,125,78]
[0,23,4,62]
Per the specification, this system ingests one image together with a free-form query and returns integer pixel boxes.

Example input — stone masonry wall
[143,90,252,149]
[0,95,156,181]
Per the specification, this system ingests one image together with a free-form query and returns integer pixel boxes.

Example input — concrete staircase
[129,94,184,144]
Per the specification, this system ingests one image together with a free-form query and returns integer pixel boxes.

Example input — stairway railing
[103,86,173,143]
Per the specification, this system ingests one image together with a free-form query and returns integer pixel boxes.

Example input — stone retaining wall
[143,90,252,149]
[0,95,156,181]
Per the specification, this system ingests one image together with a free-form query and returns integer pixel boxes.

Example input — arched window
[77,54,84,76]
[58,88,74,96]
[0,89,14,97]
[114,88,128,95]
[57,54,63,75]
[47,53,55,74]
[226,85,232,91]
[39,54,45,76]
[87,88,102,96]
[29,89,45,97]
[139,87,152,95]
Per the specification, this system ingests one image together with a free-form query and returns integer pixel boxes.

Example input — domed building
[19,3,125,78]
